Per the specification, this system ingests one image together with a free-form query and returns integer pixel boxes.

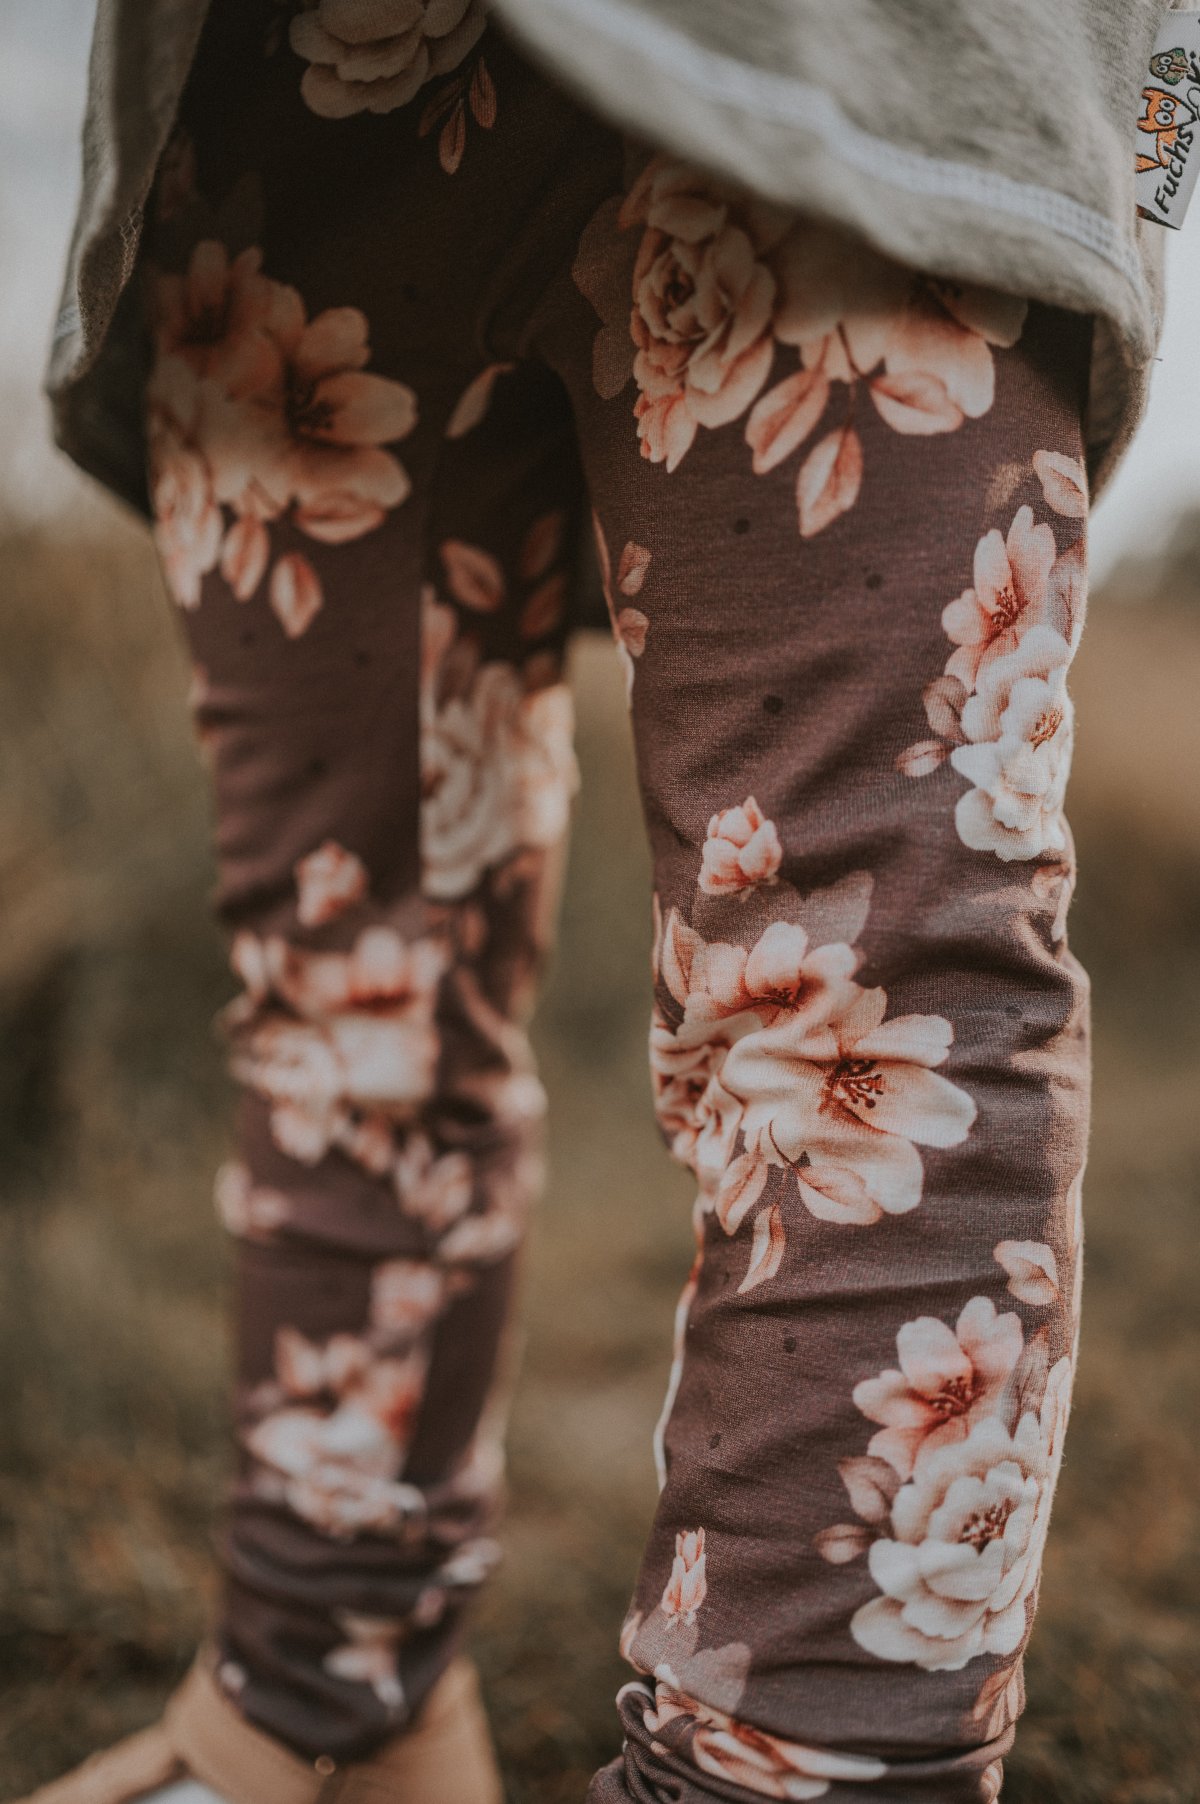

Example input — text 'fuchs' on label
[1137,10,1200,226]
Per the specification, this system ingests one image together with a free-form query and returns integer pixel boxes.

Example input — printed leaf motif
[837,1455,901,1525]
[445,363,513,439]
[1033,449,1088,519]
[738,1199,785,1292]
[994,1239,1060,1306]
[469,59,497,128]
[617,541,652,596]
[714,1152,769,1236]
[814,1522,873,1564]
[869,371,963,435]
[521,574,567,639]
[520,511,566,581]
[221,517,269,601]
[440,102,467,175]
[270,553,323,638]
[922,673,968,740]
[796,426,863,537]
[896,738,949,778]
[745,367,830,475]
[441,539,505,611]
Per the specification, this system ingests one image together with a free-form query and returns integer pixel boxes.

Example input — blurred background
[1,5,1199,1801]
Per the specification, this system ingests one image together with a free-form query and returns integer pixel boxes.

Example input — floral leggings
[139,3,1093,1798]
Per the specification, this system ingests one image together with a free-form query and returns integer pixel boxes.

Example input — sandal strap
[17,1652,501,1804]
[165,1651,502,1804]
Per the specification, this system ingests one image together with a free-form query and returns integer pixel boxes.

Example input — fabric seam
[505,0,1147,294]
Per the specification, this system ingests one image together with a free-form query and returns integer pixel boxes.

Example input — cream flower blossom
[661,1528,707,1624]
[643,1683,887,1799]
[720,971,977,1223]
[949,624,1074,861]
[147,242,418,631]
[225,925,450,1165]
[290,0,487,119]
[699,798,783,897]
[294,839,370,927]
[850,1360,1072,1671]
[651,916,859,1192]
[421,624,579,900]
[940,506,1059,690]
[853,1296,1024,1479]
[619,160,786,470]
[145,362,224,607]
[244,1344,427,1538]
[324,1613,404,1709]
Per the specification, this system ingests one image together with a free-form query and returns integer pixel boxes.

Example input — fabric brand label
[1137,10,1200,226]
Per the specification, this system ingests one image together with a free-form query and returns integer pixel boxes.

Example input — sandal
[16,1649,503,1804]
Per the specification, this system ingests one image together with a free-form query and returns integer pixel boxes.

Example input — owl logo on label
[1150,46,1190,86]
[1136,82,1197,173]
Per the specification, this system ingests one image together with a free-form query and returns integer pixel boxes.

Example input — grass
[0,511,1197,1800]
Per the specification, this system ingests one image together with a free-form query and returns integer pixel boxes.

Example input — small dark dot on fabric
[733,517,751,534]
[354,648,372,666]
[783,1335,797,1354]
[709,1432,722,1449]
[1006,1004,1023,1018]
[308,758,327,778]
[239,629,255,646]
[865,572,884,590]
[762,694,784,716]
[401,281,419,304]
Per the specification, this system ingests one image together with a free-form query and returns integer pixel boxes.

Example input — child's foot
[17,1650,502,1804]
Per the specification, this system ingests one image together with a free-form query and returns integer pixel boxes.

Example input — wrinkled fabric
[139,6,1091,1796]
[48,0,1171,517]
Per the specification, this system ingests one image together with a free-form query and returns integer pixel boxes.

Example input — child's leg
[531,164,1091,1802]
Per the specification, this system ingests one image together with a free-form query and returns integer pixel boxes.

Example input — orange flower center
[1029,706,1063,748]
[822,1056,885,1115]
[959,1497,1016,1550]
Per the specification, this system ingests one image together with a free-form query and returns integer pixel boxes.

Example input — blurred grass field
[0,509,1197,1802]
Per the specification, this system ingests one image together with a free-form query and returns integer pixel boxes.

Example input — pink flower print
[324,1613,404,1710]
[145,365,224,608]
[853,1296,1024,1480]
[619,160,784,470]
[225,926,450,1167]
[721,977,976,1224]
[294,839,370,927]
[392,1134,474,1232]
[661,1528,707,1625]
[420,641,578,900]
[213,1161,290,1241]
[940,506,1058,691]
[368,1259,447,1338]
[148,243,418,630]
[850,1362,1072,1671]
[289,0,487,119]
[245,1332,429,1538]
[699,797,782,896]
[643,1684,886,1799]
[949,625,1074,861]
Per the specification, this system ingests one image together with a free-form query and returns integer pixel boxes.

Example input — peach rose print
[899,454,1087,866]
[575,158,1025,535]
[290,0,487,118]
[651,901,976,1293]
[815,1290,1076,1675]
[148,240,418,633]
